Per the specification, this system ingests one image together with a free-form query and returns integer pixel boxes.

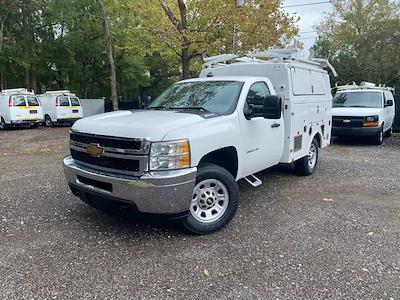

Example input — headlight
[363,115,379,127]
[365,116,378,122]
[150,140,190,170]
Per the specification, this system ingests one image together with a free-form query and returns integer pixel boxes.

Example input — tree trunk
[181,47,190,79]
[98,0,118,111]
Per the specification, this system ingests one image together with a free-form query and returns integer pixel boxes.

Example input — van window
[70,97,81,106]
[27,96,40,106]
[13,96,26,107]
[246,82,271,109]
[59,96,70,106]
[333,91,382,108]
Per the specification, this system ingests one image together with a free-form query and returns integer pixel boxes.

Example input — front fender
[162,113,241,167]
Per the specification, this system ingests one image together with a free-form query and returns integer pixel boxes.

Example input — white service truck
[63,51,336,234]
[0,88,44,130]
[332,82,396,144]
[37,90,83,126]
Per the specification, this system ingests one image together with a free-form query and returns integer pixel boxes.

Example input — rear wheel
[183,163,239,235]
[0,117,8,130]
[372,126,384,145]
[295,138,319,176]
[45,115,53,127]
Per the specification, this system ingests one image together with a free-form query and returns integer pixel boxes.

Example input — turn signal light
[363,121,379,127]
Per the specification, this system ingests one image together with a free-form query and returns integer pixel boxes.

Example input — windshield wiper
[170,106,211,113]
[149,106,168,110]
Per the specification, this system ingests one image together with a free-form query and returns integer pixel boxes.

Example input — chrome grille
[69,131,149,175]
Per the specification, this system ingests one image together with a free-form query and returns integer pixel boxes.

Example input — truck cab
[0,89,44,129]
[63,51,335,234]
[332,82,396,144]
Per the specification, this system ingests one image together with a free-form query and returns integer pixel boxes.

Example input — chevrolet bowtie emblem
[86,144,104,157]
[343,119,351,123]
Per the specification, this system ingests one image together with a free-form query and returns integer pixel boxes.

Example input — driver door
[239,81,284,176]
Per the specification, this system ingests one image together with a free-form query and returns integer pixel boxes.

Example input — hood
[332,107,382,117]
[72,110,205,141]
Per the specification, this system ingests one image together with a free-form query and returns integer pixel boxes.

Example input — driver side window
[246,82,271,109]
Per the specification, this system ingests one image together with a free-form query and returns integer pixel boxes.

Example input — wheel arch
[312,131,322,148]
[198,146,239,179]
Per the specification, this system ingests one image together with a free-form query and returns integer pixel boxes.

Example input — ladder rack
[203,49,338,77]
[336,81,395,92]
[1,88,34,96]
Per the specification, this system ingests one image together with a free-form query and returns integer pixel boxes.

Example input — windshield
[150,81,244,114]
[27,96,40,106]
[333,91,382,108]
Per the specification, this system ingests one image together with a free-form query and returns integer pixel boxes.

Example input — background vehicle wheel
[372,127,384,145]
[182,163,239,235]
[295,138,319,176]
[0,117,8,130]
[384,125,393,138]
[45,115,54,127]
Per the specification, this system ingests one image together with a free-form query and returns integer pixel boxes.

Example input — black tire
[182,163,239,235]
[384,125,393,138]
[45,115,53,127]
[294,138,319,176]
[0,117,8,130]
[372,126,384,145]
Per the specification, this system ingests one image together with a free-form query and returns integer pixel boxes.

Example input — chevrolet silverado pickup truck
[63,51,336,234]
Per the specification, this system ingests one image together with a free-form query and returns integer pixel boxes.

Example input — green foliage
[0,0,299,100]
[313,0,400,87]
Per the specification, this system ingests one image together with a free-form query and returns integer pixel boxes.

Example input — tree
[140,0,299,79]
[313,0,400,87]
[98,0,118,110]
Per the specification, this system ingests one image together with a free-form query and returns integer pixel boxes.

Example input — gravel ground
[0,127,399,299]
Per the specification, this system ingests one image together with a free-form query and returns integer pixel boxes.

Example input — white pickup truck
[63,51,336,234]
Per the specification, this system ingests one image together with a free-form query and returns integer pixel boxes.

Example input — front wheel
[384,125,393,138]
[294,139,319,176]
[372,126,384,145]
[182,163,239,235]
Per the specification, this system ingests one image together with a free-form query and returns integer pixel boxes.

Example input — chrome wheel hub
[190,179,229,223]
[308,143,317,169]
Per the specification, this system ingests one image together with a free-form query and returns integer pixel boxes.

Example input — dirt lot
[0,127,399,299]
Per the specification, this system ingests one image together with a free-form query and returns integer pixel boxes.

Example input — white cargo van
[63,50,336,234]
[38,90,83,126]
[332,82,396,144]
[0,88,44,130]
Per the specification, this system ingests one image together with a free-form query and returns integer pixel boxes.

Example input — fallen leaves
[323,198,334,202]
[203,268,209,277]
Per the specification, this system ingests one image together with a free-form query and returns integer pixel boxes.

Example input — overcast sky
[282,0,333,57]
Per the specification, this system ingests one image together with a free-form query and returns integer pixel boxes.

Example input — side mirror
[262,95,282,119]
[385,99,394,107]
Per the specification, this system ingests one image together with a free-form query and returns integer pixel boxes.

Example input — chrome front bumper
[63,156,197,214]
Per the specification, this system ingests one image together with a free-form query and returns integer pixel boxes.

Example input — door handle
[271,123,281,128]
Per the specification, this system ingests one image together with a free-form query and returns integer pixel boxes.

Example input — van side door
[239,81,284,176]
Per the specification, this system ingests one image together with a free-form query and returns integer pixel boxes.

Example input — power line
[282,1,332,8]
